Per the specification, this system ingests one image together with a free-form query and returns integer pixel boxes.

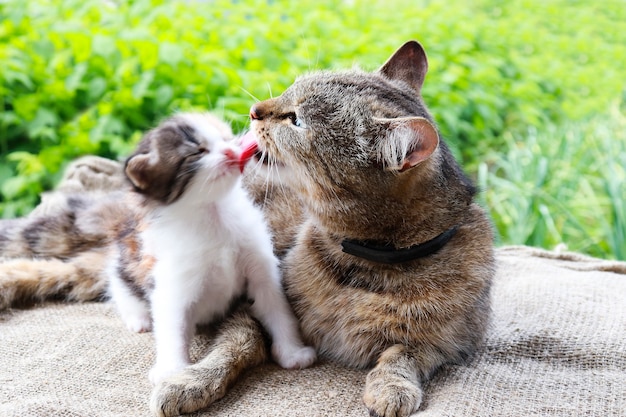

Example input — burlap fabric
[1,246,624,417]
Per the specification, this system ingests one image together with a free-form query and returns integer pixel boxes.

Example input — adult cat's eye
[287,113,306,129]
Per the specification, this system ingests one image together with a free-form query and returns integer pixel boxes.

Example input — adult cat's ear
[376,117,439,173]
[125,153,152,190]
[378,40,428,92]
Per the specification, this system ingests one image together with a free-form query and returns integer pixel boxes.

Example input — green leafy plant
[479,108,626,259]
[1,0,625,259]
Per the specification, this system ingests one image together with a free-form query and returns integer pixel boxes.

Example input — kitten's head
[249,41,473,232]
[125,113,241,204]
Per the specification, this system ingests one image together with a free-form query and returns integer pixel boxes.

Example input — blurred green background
[1,0,624,259]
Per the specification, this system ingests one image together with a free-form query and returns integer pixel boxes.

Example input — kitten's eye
[179,125,199,145]
[287,113,306,129]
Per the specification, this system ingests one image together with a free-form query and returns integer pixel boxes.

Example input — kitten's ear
[125,153,152,190]
[378,40,428,92]
[376,117,439,173]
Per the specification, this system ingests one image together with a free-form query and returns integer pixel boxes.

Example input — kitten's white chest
[143,204,244,323]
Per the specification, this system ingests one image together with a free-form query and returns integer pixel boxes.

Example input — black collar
[340,226,458,264]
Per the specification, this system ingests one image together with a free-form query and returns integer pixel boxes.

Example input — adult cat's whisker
[251,149,268,172]
[254,148,272,167]
[266,82,273,99]
[256,150,283,191]
[238,87,261,103]
[272,158,289,198]
[247,149,274,205]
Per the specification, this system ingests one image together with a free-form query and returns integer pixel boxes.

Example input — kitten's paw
[271,344,317,369]
[150,365,229,417]
[124,315,152,333]
[363,368,422,417]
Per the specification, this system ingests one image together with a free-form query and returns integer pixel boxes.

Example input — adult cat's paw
[150,365,229,417]
[363,367,422,417]
[271,344,317,369]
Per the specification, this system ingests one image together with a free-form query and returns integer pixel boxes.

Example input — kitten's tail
[0,250,109,311]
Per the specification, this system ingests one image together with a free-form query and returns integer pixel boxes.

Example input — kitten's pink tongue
[239,131,258,173]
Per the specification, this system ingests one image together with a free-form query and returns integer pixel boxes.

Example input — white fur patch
[375,124,417,170]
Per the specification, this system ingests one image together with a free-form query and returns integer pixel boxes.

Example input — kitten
[151,41,495,417]
[109,112,315,383]
[0,113,316,384]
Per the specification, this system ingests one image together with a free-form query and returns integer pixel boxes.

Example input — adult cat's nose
[249,105,262,120]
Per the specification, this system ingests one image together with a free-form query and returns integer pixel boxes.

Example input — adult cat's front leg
[150,308,268,417]
[363,345,424,417]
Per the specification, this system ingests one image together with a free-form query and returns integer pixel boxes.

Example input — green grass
[479,108,626,259]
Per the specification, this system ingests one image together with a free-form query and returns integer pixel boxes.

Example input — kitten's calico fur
[0,40,494,417]
[0,113,316,384]
[151,41,495,417]
[109,113,315,383]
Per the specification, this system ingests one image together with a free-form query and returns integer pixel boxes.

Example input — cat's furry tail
[0,250,109,310]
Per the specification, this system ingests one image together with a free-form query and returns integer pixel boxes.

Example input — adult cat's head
[125,113,244,205]
[248,41,476,241]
